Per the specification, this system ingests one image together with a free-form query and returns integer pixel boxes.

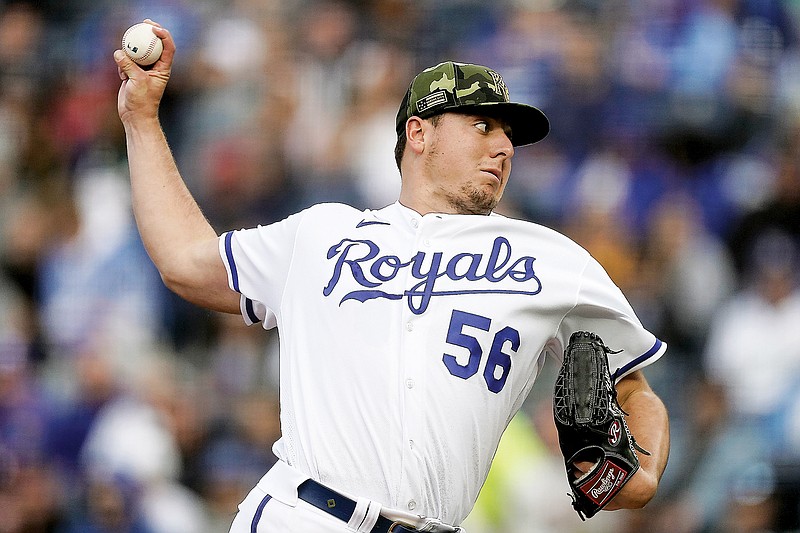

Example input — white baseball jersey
[219,201,666,525]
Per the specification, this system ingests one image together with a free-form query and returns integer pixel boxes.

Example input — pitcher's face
[422,112,515,215]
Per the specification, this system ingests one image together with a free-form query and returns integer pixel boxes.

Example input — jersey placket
[395,213,430,514]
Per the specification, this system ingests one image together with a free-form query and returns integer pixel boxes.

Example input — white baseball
[122,23,163,66]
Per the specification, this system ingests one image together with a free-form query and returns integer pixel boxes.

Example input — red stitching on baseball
[142,39,157,61]
[123,25,158,62]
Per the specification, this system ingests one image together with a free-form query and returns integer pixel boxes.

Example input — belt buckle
[388,522,414,532]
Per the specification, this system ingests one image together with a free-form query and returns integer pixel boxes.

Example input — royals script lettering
[323,236,543,314]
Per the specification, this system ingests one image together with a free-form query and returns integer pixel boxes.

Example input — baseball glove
[553,331,649,520]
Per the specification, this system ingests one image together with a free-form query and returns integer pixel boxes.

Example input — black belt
[297,478,417,532]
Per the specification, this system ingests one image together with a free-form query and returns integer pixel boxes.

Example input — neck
[398,191,440,216]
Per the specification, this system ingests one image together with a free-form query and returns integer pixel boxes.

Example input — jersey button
[406,379,415,389]
[405,322,413,332]
[411,218,419,228]
[407,500,416,511]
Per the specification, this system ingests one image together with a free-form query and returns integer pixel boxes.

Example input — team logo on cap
[488,70,509,101]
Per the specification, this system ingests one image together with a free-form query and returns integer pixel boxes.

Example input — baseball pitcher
[114,20,669,533]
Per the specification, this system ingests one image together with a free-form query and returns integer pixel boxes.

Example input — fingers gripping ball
[553,331,650,520]
[122,23,163,66]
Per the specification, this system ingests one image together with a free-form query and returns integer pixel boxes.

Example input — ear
[406,116,427,155]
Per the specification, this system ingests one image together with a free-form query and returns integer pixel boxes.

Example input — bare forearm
[608,372,670,510]
[125,118,215,271]
[624,386,669,491]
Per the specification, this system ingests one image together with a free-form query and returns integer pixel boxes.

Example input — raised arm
[114,21,239,314]
[608,370,670,510]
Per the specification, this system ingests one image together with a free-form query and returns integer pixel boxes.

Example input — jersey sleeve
[558,254,666,380]
[218,210,306,328]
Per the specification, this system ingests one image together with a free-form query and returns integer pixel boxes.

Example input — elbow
[159,269,201,303]
[147,238,239,313]
[614,470,659,510]
[158,266,240,314]
[625,489,657,511]
[159,269,184,295]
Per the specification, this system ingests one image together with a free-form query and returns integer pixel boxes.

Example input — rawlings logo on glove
[553,331,649,519]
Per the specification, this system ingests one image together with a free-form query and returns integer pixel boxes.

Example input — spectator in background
[345,44,414,208]
[59,473,155,533]
[78,353,209,533]
[0,313,63,532]
[282,0,370,207]
[639,192,737,360]
[704,229,800,444]
[727,130,800,277]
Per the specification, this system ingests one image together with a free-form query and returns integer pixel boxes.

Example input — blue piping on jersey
[224,231,240,292]
[250,494,272,533]
[244,298,261,324]
[612,339,664,381]
[225,233,261,324]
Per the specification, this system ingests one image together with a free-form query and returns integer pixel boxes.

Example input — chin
[468,195,499,215]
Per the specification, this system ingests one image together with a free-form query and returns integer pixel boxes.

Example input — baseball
[122,23,163,66]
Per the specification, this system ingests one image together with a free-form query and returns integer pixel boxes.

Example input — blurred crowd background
[1,0,800,531]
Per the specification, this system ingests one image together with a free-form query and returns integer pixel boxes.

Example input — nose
[492,129,514,159]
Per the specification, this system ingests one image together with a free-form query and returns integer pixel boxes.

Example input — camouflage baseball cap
[395,61,550,146]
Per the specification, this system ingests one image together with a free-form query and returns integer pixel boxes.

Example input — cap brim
[459,102,550,147]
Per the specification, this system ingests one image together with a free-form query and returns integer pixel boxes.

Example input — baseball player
[114,21,669,533]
